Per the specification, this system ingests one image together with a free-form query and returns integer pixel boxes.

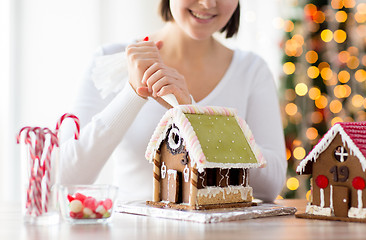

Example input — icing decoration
[330,185,333,211]
[315,175,328,209]
[199,171,206,188]
[161,162,167,179]
[315,175,329,189]
[218,169,224,186]
[320,188,325,208]
[181,152,189,165]
[306,204,332,216]
[145,105,266,173]
[352,176,365,190]
[358,190,363,209]
[334,146,349,162]
[297,122,366,174]
[197,186,253,202]
[167,126,184,154]
[183,165,190,182]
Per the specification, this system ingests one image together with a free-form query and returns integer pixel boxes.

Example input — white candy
[69,199,83,213]
[83,207,93,216]
[95,205,106,215]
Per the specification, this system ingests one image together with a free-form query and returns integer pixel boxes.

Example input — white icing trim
[330,185,334,211]
[306,204,332,216]
[297,124,366,174]
[348,207,366,218]
[320,188,325,208]
[358,189,363,209]
[197,186,253,201]
[183,165,190,183]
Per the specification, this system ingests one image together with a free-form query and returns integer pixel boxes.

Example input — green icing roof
[185,113,258,165]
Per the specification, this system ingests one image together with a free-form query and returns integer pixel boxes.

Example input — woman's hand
[141,62,192,107]
[125,40,162,98]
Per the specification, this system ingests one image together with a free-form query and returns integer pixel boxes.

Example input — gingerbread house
[145,105,266,210]
[297,121,366,221]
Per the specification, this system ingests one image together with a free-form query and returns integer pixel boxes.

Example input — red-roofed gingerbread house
[297,121,366,221]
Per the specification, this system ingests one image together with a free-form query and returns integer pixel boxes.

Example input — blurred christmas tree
[279,0,366,199]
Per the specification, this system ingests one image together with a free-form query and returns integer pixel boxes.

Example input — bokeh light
[287,177,300,191]
[355,69,366,82]
[347,56,360,69]
[307,66,320,79]
[343,0,356,8]
[335,10,348,22]
[334,29,347,43]
[306,127,319,140]
[329,99,343,113]
[293,147,306,160]
[334,85,351,98]
[306,50,318,64]
[338,51,350,63]
[285,103,298,116]
[284,20,295,32]
[308,87,321,100]
[295,83,308,96]
[321,29,333,42]
[320,67,333,80]
[331,117,343,126]
[315,95,328,109]
[338,70,351,83]
[352,94,364,108]
[311,111,323,124]
[331,0,343,9]
[283,62,296,75]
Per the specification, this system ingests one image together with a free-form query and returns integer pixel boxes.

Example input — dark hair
[159,0,240,38]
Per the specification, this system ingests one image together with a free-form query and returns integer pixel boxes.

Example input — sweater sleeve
[246,58,287,202]
[58,46,147,184]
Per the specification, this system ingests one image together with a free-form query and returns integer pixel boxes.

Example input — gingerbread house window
[334,146,349,162]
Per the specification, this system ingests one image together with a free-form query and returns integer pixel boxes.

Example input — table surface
[1,199,366,240]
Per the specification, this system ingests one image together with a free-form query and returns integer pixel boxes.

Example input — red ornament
[352,177,365,190]
[315,175,329,189]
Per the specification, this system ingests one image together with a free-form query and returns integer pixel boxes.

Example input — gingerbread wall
[312,133,366,210]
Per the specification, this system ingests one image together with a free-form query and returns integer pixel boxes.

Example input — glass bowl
[59,184,118,224]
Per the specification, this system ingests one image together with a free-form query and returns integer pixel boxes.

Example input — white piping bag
[161,94,179,107]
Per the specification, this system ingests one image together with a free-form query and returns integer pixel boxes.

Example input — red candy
[68,192,114,219]
[83,197,97,211]
[70,211,83,219]
[143,36,149,41]
[103,198,113,210]
[75,193,87,203]
[67,194,75,202]
[315,175,329,189]
[352,177,365,190]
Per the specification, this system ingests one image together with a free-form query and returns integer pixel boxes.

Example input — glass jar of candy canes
[18,114,80,225]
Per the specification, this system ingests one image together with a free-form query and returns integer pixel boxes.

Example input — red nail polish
[143,36,149,41]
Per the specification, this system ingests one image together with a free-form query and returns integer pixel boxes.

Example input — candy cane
[17,113,80,217]
[41,128,59,213]
[55,113,80,140]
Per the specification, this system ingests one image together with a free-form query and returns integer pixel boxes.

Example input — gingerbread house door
[332,186,349,217]
[167,170,180,203]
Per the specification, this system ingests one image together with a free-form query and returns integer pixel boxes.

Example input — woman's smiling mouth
[189,10,216,20]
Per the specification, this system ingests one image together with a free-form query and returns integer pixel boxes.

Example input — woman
[60,0,287,202]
